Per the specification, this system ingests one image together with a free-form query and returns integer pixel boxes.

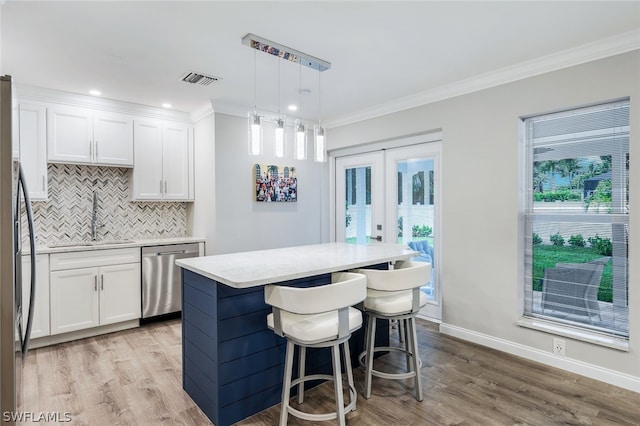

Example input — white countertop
[31,236,205,254]
[176,242,417,288]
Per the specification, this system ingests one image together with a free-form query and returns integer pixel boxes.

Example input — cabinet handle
[94,275,97,291]
[160,180,163,194]
[95,140,99,160]
[164,180,167,194]
[89,140,93,160]
[101,275,104,291]
[41,175,45,191]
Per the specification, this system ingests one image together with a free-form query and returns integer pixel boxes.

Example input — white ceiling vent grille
[179,71,220,86]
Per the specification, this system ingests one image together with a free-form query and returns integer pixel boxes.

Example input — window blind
[523,99,629,339]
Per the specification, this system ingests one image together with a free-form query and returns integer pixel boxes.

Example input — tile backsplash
[29,163,187,245]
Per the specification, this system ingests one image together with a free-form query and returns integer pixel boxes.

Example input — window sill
[517,317,629,352]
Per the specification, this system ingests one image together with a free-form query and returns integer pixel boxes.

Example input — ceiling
[2,1,639,126]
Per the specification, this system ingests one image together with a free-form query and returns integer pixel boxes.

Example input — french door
[335,152,384,244]
[334,142,441,320]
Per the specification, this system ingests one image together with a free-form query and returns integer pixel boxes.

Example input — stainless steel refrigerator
[1,75,37,423]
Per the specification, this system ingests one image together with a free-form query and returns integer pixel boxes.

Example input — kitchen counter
[33,236,205,254]
[178,242,417,426]
[176,242,416,288]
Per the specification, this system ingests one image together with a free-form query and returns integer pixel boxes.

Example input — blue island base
[181,268,388,426]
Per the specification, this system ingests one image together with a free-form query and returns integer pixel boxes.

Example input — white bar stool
[265,272,367,425]
[352,260,431,401]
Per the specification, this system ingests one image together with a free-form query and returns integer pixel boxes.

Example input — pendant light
[241,33,331,161]
[274,59,285,158]
[248,49,262,155]
[314,70,327,162]
[295,63,307,160]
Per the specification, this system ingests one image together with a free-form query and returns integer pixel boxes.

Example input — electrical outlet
[553,338,566,356]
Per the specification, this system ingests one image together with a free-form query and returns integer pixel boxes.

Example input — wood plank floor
[19,318,639,425]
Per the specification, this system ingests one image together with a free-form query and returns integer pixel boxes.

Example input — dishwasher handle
[154,250,190,256]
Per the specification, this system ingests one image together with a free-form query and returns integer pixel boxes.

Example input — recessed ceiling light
[162,103,172,109]
[288,105,298,111]
[89,89,101,96]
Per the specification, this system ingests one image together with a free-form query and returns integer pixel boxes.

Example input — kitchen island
[176,242,417,426]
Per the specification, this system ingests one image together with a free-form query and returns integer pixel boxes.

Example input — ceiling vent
[179,71,220,86]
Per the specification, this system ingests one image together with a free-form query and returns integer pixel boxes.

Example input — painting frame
[254,164,297,202]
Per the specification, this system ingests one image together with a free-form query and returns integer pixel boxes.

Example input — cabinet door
[94,113,134,167]
[19,103,48,200]
[47,104,93,164]
[162,122,191,200]
[132,120,164,200]
[21,254,50,339]
[50,267,100,335]
[99,263,141,325]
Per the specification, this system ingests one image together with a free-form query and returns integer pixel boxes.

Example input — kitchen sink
[48,240,135,248]
[91,240,135,246]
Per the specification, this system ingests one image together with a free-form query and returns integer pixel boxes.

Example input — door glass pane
[345,166,371,244]
[396,158,435,300]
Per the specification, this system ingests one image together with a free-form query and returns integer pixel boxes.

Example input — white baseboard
[29,320,140,349]
[439,323,640,393]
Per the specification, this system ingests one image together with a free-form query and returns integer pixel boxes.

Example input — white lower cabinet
[22,254,50,339]
[98,263,141,325]
[49,248,140,335]
[50,267,99,334]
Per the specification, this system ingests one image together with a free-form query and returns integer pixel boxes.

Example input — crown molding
[14,84,192,122]
[190,101,215,123]
[325,29,640,129]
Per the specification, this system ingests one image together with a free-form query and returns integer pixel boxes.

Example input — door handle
[374,236,382,241]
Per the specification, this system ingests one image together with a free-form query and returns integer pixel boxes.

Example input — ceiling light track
[241,33,331,72]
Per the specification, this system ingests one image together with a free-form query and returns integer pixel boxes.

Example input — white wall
[212,113,329,254]
[328,51,640,389]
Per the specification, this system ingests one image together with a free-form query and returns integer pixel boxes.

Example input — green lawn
[532,245,612,302]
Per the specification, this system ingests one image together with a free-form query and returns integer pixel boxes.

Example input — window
[522,100,629,342]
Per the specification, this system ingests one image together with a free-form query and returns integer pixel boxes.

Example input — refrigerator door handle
[18,164,36,360]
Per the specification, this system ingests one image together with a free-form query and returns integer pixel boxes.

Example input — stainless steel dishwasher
[141,243,200,318]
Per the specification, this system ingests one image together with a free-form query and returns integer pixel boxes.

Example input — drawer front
[50,248,140,271]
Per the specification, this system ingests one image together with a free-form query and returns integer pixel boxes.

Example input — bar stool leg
[398,318,405,343]
[297,346,306,404]
[403,319,412,372]
[331,342,346,426]
[342,339,356,412]
[280,340,295,425]
[364,314,376,399]
[408,317,423,401]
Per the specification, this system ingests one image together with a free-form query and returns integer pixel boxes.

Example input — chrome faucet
[91,191,102,241]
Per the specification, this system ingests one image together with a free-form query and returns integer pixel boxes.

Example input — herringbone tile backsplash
[29,164,187,245]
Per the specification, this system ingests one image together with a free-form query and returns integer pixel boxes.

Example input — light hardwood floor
[20,319,640,425]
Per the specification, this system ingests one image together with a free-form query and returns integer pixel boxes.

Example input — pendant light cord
[318,69,321,126]
[254,49,257,113]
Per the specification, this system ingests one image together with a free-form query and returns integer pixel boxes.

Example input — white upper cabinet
[162,122,191,200]
[17,103,48,200]
[47,104,133,167]
[132,119,193,201]
[93,113,134,165]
